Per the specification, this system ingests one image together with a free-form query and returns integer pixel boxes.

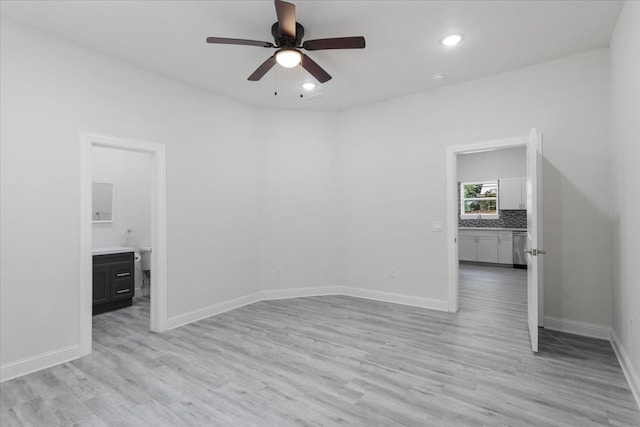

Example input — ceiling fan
[206,0,366,83]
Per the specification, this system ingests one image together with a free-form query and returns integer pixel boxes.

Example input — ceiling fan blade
[301,54,331,83]
[274,0,296,39]
[247,56,277,81]
[206,37,274,48]
[303,36,366,51]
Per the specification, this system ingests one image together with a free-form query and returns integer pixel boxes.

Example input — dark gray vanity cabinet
[93,252,134,314]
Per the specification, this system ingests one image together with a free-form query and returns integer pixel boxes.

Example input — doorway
[79,132,167,357]
[445,130,543,351]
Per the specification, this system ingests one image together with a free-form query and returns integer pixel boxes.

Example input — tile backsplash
[458,209,527,229]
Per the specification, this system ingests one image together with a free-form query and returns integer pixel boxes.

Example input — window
[460,181,499,218]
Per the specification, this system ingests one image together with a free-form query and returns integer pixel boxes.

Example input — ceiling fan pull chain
[274,66,278,96]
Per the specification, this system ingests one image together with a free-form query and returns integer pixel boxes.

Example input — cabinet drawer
[111,280,134,300]
[111,262,133,281]
[475,230,498,238]
[459,230,497,238]
[94,252,134,267]
[459,230,476,237]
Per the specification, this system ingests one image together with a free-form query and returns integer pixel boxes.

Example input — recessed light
[441,34,463,47]
[432,73,446,81]
[302,82,316,90]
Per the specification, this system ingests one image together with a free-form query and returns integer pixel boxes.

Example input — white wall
[258,111,340,294]
[0,20,261,366]
[609,0,640,390]
[457,147,526,182]
[339,49,612,326]
[92,147,152,250]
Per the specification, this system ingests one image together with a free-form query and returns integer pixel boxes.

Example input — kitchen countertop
[92,246,135,256]
[459,227,527,231]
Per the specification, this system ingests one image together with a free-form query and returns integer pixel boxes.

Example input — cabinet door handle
[116,288,130,294]
[116,272,130,277]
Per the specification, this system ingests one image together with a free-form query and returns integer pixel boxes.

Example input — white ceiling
[0,0,623,111]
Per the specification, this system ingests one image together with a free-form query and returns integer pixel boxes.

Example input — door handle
[524,249,547,256]
[116,272,130,277]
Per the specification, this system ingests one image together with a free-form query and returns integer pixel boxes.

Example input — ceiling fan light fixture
[302,82,316,90]
[441,34,463,47]
[275,49,302,68]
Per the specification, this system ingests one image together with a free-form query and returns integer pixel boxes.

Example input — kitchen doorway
[445,130,544,351]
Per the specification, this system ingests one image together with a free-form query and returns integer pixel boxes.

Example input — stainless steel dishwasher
[512,231,528,269]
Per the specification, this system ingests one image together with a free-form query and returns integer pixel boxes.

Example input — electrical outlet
[432,221,443,232]
[389,268,397,279]
[276,266,283,277]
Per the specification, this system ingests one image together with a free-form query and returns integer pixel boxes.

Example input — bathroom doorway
[79,132,167,357]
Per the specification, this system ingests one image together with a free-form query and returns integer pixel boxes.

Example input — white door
[526,129,544,352]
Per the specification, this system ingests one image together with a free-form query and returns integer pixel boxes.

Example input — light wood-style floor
[1,264,638,426]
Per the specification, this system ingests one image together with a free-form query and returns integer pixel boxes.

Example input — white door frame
[79,131,168,356]
[446,134,542,317]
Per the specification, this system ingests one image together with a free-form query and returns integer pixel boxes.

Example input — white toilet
[139,246,152,296]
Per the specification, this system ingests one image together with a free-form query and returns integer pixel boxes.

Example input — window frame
[460,180,500,219]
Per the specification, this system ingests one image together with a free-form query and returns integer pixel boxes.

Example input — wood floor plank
[1,264,638,426]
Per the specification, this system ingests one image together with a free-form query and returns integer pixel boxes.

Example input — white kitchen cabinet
[459,235,477,261]
[498,231,513,264]
[499,177,526,210]
[459,230,498,263]
[476,233,498,263]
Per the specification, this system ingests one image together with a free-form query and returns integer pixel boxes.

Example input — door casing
[79,131,168,356]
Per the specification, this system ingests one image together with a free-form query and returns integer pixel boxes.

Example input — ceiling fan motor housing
[271,22,305,47]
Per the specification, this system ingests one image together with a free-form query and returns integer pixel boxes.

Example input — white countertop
[459,227,527,231]
[92,246,135,255]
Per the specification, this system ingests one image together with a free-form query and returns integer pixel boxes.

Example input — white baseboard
[167,286,448,330]
[260,286,344,301]
[543,315,611,340]
[611,330,640,410]
[340,286,449,312]
[166,292,262,330]
[0,344,82,383]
